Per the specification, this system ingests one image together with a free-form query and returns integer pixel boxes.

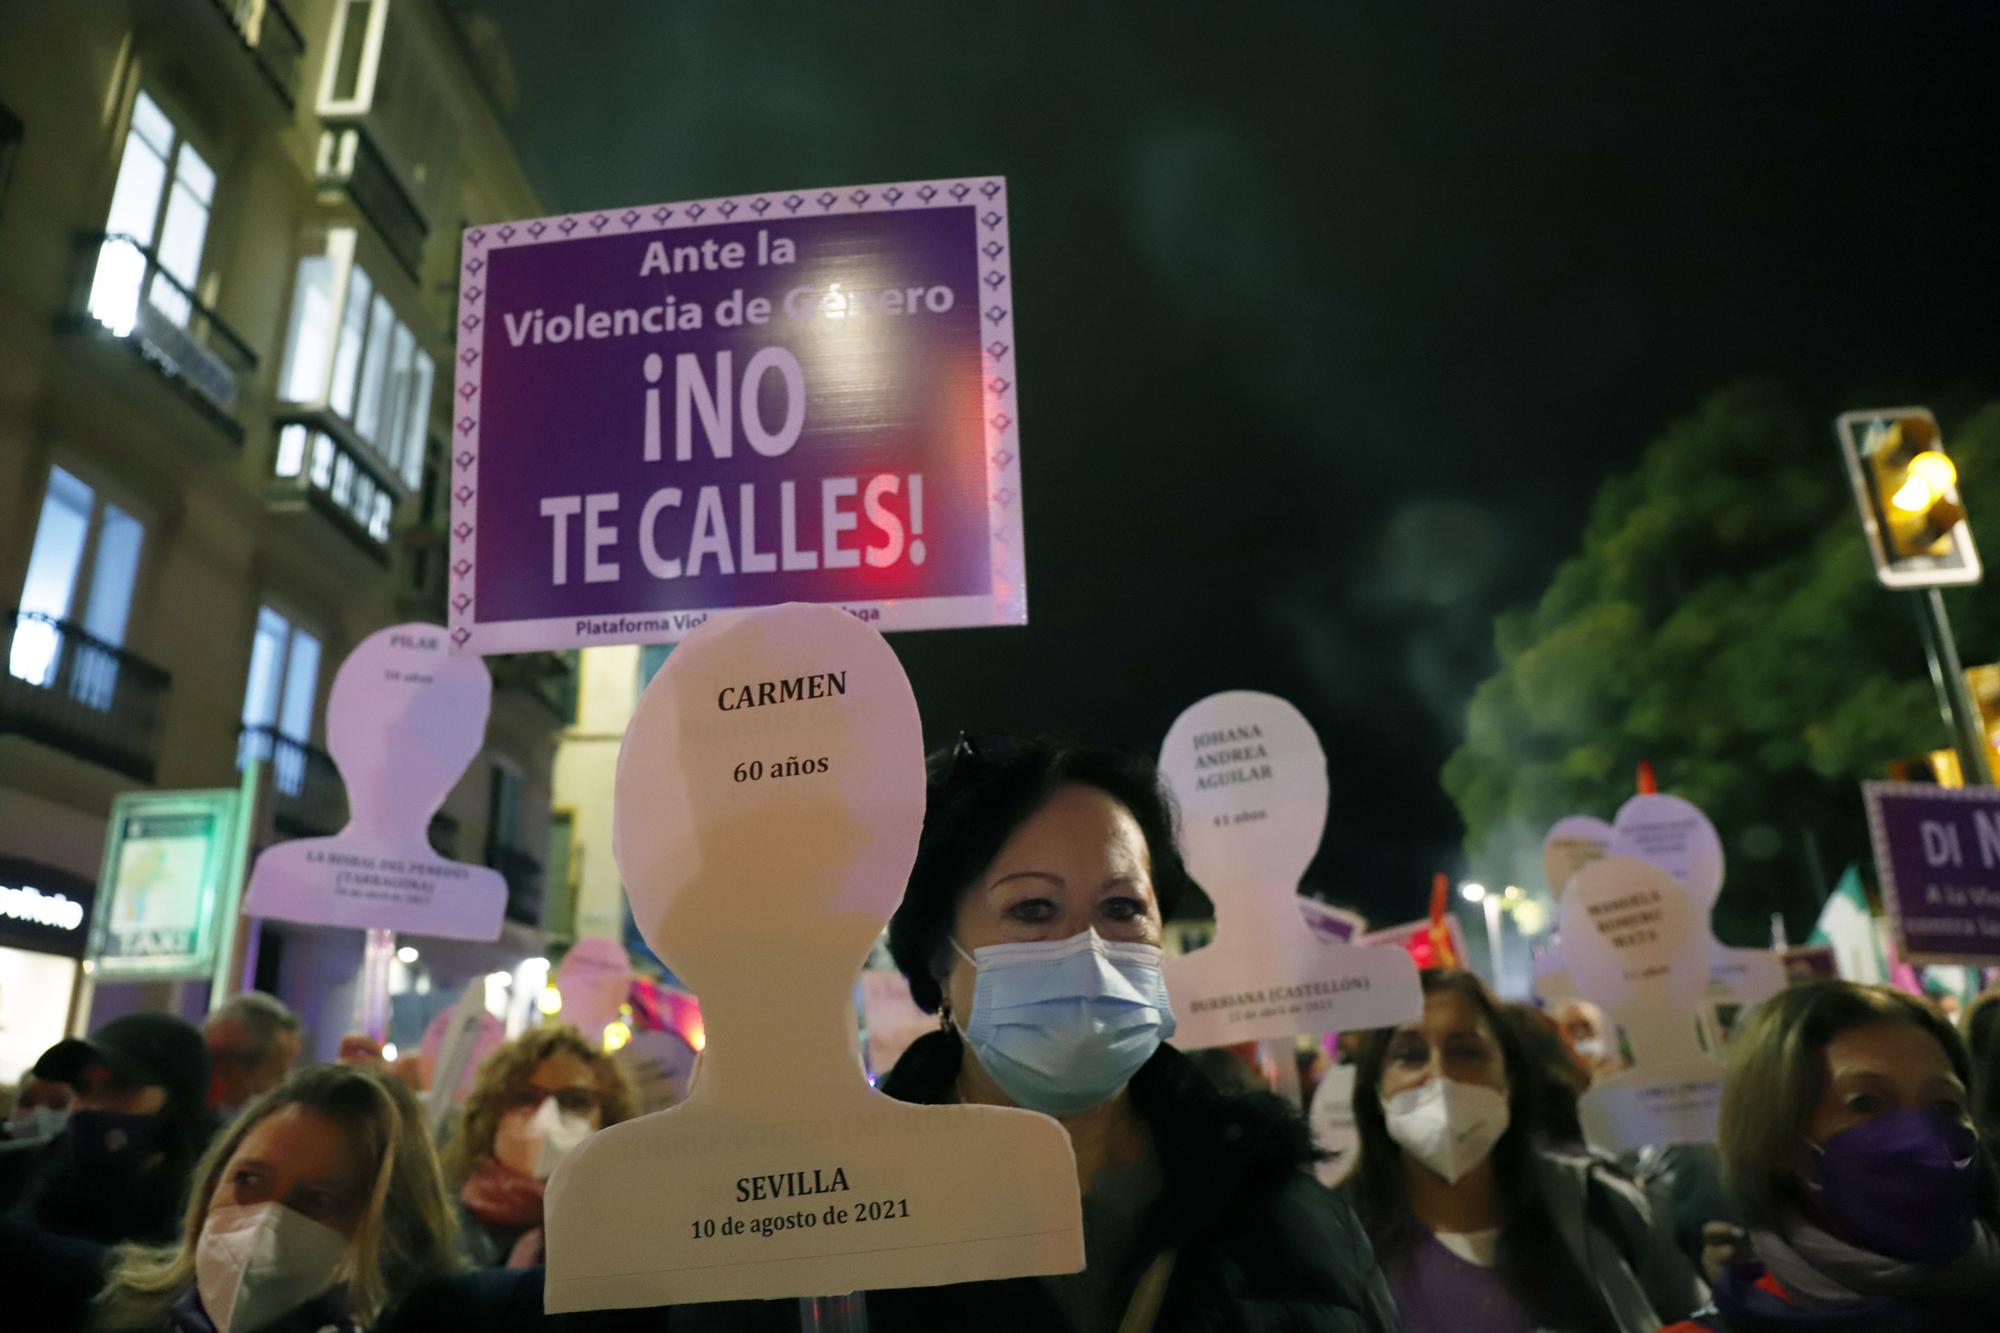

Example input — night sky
[469,1,1999,923]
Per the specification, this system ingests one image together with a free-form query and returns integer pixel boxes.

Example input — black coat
[382,1035,1401,1333]
[0,1128,194,1249]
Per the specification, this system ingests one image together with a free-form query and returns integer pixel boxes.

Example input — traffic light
[1837,407,1980,588]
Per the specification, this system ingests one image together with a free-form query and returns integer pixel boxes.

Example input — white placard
[1610,793,1725,909]
[614,1027,699,1114]
[1543,814,1614,900]
[556,937,634,1046]
[543,604,1081,1311]
[1307,1064,1360,1189]
[1560,856,1723,1150]
[243,625,505,940]
[423,982,502,1136]
[1536,813,1614,1004]
[1157,691,1420,1048]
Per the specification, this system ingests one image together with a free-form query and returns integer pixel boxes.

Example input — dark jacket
[1664,1262,1988,1333]
[0,1128,195,1248]
[1533,1149,1707,1332]
[3,1217,108,1332]
[382,1035,1401,1332]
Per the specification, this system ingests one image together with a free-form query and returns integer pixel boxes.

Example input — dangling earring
[939,999,953,1033]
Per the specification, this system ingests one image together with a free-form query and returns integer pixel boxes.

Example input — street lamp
[1462,882,1504,993]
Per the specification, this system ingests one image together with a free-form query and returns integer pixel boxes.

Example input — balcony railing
[68,231,255,432]
[488,653,576,722]
[238,724,345,836]
[2,611,170,782]
[210,0,306,109]
[317,123,428,280]
[487,844,545,928]
[269,417,396,558]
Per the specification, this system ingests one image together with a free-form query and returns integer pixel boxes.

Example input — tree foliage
[1443,383,2000,943]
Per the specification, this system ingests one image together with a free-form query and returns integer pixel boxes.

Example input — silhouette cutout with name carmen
[543,603,1082,1312]
[1158,690,1421,1050]
[243,623,505,941]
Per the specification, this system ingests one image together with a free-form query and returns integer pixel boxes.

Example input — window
[558,651,580,726]
[10,467,145,708]
[324,0,379,104]
[239,607,322,795]
[488,762,522,853]
[88,91,214,337]
[637,644,674,692]
[276,229,433,489]
[319,0,457,215]
[0,100,22,223]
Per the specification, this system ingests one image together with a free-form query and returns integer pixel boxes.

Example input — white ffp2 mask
[528,1094,594,1179]
[1382,1077,1510,1184]
[195,1201,348,1333]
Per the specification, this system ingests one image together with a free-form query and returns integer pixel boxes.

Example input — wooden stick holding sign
[1157,691,1421,1051]
[544,604,1082,1311]
[243,624,505,941]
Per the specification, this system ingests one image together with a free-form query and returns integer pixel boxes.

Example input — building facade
[0,0,571,1068]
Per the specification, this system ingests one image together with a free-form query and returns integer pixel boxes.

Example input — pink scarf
[460,1155,547,1267]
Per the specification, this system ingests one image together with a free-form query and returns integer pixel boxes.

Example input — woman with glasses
[860,732,1399,1332]
[442,1027,636,1269]
[1349,968,1703,1332]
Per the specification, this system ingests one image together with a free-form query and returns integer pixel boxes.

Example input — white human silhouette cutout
[1561,855,1725,1149]
[1532,814,1612,1004]
[244,624,504,940]
[543,603,1082,1312]
[1158,691,1420,1048]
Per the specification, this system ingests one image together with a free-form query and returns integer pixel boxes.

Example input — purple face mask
[1808,1106,1980,1263]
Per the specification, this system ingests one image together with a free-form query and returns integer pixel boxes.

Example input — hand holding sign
[244,625,505,940]
[1157,691,1419,1048]
[1560,856,1724,1149]
[543,604,1081,1311]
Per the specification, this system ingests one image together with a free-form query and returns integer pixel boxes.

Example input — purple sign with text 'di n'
[450,179,1025,654]
[1863,781,2000,965]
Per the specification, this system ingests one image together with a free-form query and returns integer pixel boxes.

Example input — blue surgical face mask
[952,929,1177,1117]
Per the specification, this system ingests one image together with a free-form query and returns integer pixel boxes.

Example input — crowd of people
[5,733,1999,1331]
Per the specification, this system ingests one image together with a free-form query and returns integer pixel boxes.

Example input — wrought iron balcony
[317,123,428,281]
[2,611,171,782]
[487,843,546,928]
[208,0,306,109]
[66,231,256,435]
[238,724,345,836]
[268,417,397,559]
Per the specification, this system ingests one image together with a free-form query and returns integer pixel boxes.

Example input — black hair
[1967,989,2000,1140]
[887,733,1196,1013]
[1500,1001,1589,1151]
[1349,969,1612,1331]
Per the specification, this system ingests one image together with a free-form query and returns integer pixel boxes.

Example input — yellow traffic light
[1868,416,1965,558]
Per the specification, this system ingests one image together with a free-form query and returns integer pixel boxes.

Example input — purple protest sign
[1863,781,2000,964]
[451,179,1024,653]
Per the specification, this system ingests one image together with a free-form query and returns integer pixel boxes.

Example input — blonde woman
[1665,979,2000,1332]
[442,1026,636,1268]
[90,1063,460,1332]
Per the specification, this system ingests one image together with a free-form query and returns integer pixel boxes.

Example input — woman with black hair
[1349,968,1703,1333]
[869,731,1399,1333]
